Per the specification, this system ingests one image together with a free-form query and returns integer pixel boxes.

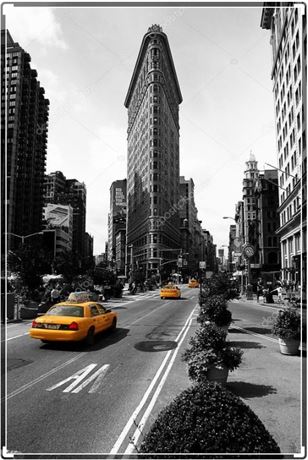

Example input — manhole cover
[134,341,177,352]
[7,358,33,371]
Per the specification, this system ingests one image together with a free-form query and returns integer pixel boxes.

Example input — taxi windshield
[46,305,84,317]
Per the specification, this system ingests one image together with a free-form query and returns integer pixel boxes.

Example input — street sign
[242,244,255,259]
[199,261,206,269]
[177,257,183,268]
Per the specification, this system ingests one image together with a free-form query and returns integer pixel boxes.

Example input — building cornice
[124,27,182,108]
[275,209,301,235]
[277,180,301,212]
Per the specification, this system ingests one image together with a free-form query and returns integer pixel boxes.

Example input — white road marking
[125,309,195,453]
[110,304,197,455]
[3,332,28,342]
[46,363,110,394]
[46,363,96,393]
[6,353,84,400]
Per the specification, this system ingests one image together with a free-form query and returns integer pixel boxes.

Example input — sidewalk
[234,295,307,327]
[227,325,303,455]
[151,306,303,456]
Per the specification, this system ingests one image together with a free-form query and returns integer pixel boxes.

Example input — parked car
[160,284,181,299]
[29,301,118,346]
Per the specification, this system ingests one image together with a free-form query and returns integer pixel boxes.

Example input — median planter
[139,382,280,453]
[278,337,300,355]
[272,308,300,356]
[182,324,242,385]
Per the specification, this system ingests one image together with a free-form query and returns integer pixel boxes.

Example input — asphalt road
[3,293,303,456]
[3,286,199,455]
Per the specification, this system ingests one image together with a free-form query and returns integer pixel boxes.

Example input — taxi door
[96,304,112,331]
[89,304,105,332]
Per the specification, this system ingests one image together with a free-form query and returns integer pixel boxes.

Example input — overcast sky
[5,3,277,256]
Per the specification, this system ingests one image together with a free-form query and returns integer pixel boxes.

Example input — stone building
[124,25,182,278]
[261,5,306,291]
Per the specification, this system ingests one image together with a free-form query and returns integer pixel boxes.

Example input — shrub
[139,382,280,453]
[272,307,301,340]
[198,300,232,327]
[199,273,239,303]
[182,323,227,359]
[200,294,228,313]
[182,323,242,382]
[184,347,242,382]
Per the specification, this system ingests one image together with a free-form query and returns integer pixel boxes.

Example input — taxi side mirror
[105,309,112,313]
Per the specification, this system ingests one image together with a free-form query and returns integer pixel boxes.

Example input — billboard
[44,204,72,228]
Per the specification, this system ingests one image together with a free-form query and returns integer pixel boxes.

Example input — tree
[53,250,81,282]
[8,240,53,294]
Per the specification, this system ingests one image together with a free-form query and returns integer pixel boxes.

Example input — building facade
[1,30,49,251]
[243,153,260,267]
[125,24,183,278]
[44,172,87,261]
[179,176,204,274]
[261,5,307,290]
[255,170,281,282]
[107,179,127,263]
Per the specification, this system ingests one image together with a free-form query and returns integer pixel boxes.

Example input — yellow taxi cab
[29,297,118,346]
[188,279,199,288]
[160,284,181,299]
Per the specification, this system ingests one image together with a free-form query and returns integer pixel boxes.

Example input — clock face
[243,244,255,258]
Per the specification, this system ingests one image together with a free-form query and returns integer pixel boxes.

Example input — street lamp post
[6,231,44,245]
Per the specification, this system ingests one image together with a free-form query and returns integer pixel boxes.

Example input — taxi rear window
[46,305,84,317]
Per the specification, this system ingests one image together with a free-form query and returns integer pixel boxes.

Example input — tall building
[44,172,87,260]
[1,30,49,250]
[125,24,183,277]
[243,153,260,252]
[179,176,205,274]
[107,179,127,262]
[261,5,306,290]
[84,232,94,268]
[228,224,237,272]
[44,171,66,202]
[254,170,281,282]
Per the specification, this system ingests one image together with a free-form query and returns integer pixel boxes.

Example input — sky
[5,2,277,256]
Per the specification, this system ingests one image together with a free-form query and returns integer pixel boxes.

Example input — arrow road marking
[46,363,110,394]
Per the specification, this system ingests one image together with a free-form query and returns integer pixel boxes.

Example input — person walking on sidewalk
[273,285,283,304]
[257,282,264,303]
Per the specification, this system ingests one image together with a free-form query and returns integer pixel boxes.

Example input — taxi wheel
[110,318,117,332]
[161,297,165,300]
[85,327,95,346]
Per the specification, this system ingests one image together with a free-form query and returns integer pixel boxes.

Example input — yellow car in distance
[29,301,118,346]
[188,279,199,288]
[160,284,181,299]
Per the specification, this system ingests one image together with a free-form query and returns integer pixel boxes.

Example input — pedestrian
[256,282,263,303]
[50,285,60,303]
[276,285,283,304]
